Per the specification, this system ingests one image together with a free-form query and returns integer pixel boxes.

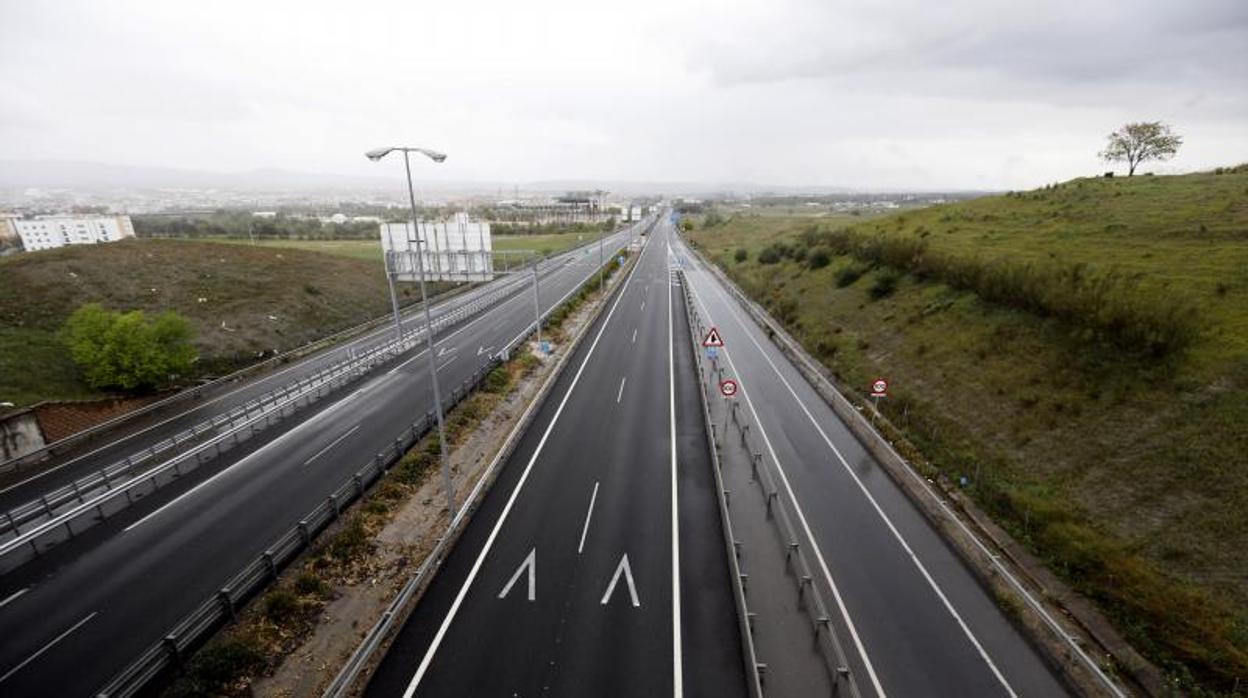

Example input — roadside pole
[402,150,455,522]
[385,250,403,342]
[532,263,542,354]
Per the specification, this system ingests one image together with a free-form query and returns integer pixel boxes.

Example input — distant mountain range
[0,160,870,198]
[0,160,988,199]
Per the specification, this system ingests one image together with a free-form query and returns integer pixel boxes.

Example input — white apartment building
[14,215,136,251]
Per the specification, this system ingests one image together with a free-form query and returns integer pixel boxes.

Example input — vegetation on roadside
[0,239,448,407]
[62,304,197,391]
[687,167,1248,694]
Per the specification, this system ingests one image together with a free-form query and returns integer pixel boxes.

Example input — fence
[676,270,764,698]
[0,230,599,479]
[678,269,863,698]
[95,234,643,698]
[0,277,532,572]
[95,358,501,698]
[686,243,1131,697]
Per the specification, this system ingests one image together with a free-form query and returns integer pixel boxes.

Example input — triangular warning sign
[702,327,724,348]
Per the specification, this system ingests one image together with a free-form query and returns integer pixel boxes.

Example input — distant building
[0,213,20,256]
[252,211,278,219]
[14,215,135,252]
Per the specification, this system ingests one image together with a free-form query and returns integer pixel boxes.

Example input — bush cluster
[793,225,1200,355]
[61,303,198,391]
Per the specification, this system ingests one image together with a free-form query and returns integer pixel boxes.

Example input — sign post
[869,378,888,422]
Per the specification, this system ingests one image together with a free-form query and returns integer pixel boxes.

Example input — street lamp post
[365,145,457,522]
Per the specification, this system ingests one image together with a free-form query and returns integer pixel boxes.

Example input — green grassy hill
[689,167,1248,693]
[0,239,443,407]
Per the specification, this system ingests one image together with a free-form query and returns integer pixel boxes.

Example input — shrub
[294,572,329,597]
[835,263,868,288]
[734,248,748,263]
[868,270,901,300]
[483,365,509,393]
[303,283,321,295]
[167,637,266,696]
[327,517,370,562]
[262,589,300,624]
[757,245,783,265]
[807,248,832,270]
[61,304,198,391]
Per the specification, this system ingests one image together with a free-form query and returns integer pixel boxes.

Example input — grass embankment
[0,239,448,407]
[689,168,1248,694]
[206,231,593,265]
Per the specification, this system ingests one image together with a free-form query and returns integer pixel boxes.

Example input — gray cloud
[0,0,1244,191]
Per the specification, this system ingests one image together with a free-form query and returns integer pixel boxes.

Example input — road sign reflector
[702,327,724,347]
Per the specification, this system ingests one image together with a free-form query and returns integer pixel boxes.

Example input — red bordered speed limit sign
[719,379,739,398]
[870,378,888,397]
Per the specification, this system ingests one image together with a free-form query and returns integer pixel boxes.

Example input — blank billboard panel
[380,213,494,283]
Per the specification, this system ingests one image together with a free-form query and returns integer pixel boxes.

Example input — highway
[0,226,637,696]
[0,236,620,514]
[669,226,1069,696]
[367,221,746,696]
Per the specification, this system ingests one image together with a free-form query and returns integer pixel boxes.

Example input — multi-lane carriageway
[0,224,637,696]
[365,221,1071,697]
[0,215,1077,697]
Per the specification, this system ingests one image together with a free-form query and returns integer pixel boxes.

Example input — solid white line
[576,482,600,554]
[682,270,887,698]
[668,236,684,698]
[123,387,364,533]
[631,328,637,343]
[695,269,1017,696]
[302,425,360,467]
[641,299,646,311]
[0,587,29,610]
[0,611,98,684]
[616,376,627,404]
[402,230,648,698]
[436,356,457,372]
[698,270,1018,694]
[0,247,583,495]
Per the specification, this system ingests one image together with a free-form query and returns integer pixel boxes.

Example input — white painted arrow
[498,548,536,602]
[436,345,456,358]
[477,344,495,356]
[600,554,640,608]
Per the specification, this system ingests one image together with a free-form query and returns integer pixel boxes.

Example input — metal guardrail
[0,234,599,479]
[679,270,863,698]
[94,232,646,698]
[95,357,501,698]
[320,230,648,698]
[676,269,764,698]
[0,280,529,570]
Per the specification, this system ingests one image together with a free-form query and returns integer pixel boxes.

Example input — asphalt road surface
[367,222,746,697]
[0,233,626,513]
[669,225,1070,697]
[0,226,637,696]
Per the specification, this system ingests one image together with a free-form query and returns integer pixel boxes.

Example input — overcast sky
[1,0,1245,190]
